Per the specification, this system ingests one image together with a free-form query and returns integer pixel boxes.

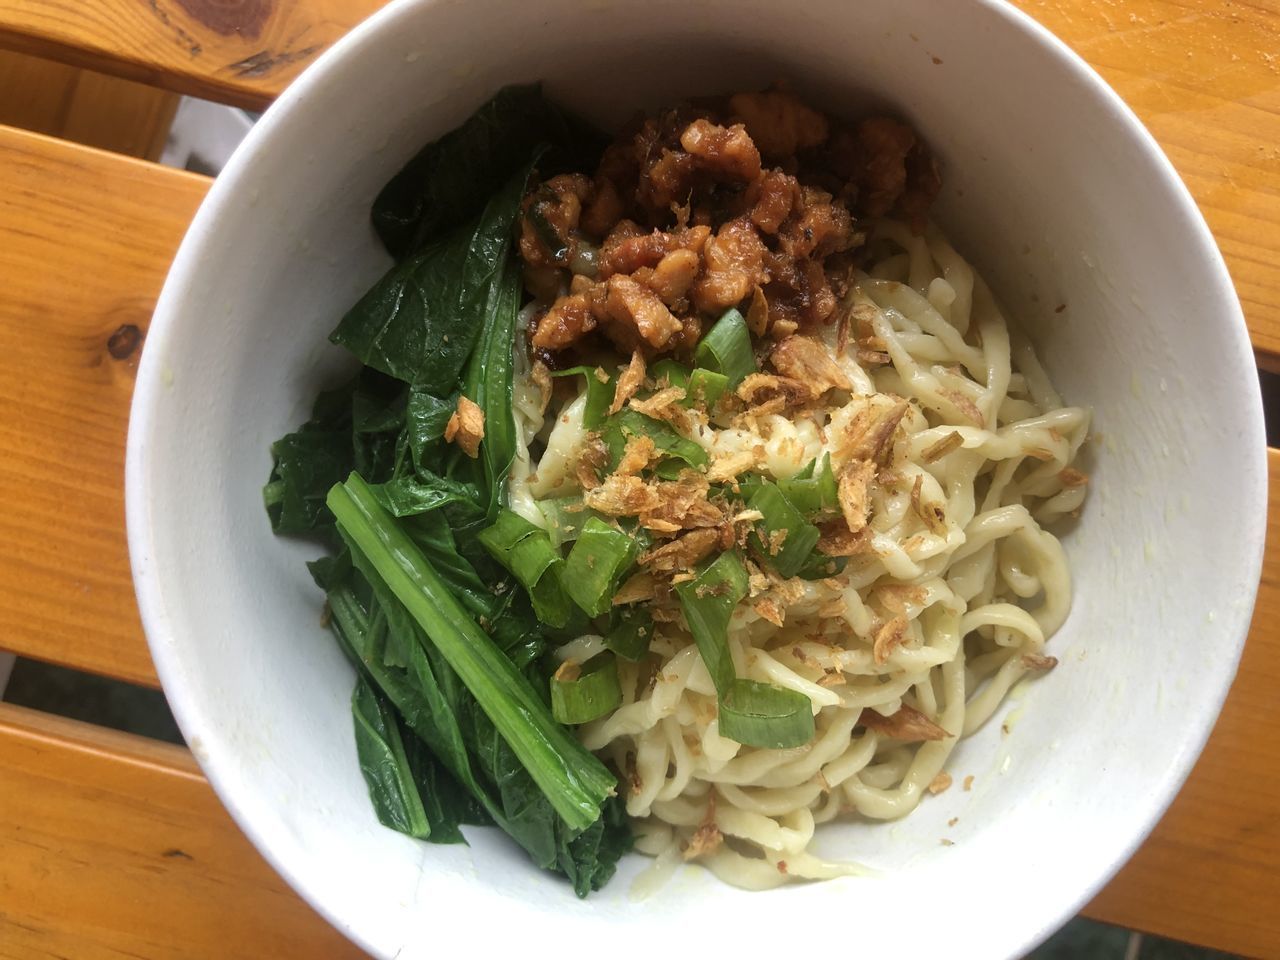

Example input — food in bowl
[264,83,1089,895]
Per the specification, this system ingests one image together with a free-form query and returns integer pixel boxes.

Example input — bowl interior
[128,0,1266,957]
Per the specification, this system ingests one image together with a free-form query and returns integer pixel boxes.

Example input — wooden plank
[0,48,178,160]
[0,0,382,111]
[1011,0,1280,371]
[1,0,1277,366]
[0,125,209,687]
[0,702,365,960]
[1080,450,1280,956]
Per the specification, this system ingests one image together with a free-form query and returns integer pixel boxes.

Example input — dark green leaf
[371,83,605,259]
[330,164,530,391]
[602,409,709,472]
[352,676,431,838]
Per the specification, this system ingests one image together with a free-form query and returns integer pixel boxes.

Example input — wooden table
[1,2,1277,957]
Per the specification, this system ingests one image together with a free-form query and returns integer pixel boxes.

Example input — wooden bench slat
[1022,0,1280,372]
[0,124,209,687]
[0,0,381,111]
[1081,447,1280,956]
[0,702,365,959]
[2,0,1278,368]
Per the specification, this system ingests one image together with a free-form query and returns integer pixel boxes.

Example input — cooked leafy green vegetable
[602,409,709,472]
[331,164,533,390]
[352,676,432,839]
[329,474,615,831]
[371,83,604,259]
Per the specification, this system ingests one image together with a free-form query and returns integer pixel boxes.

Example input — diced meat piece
[679,119,762,183]
[518,173,591,268]
[901,144,942,232]
[749,170,800,234]
[603,275,685,349]
[692,217,768,314]
[648,248,700,305]
[581,176,626,239]
[532,292,596,350]
[763,254,839,327]
[770,335,851,394]
[639,148,696,216]
[728,90,830,157]
[855,117,916,218]
[444,396,485,458]
[779,187,855,259]
[598,223,669,278]
[673,224,712,256]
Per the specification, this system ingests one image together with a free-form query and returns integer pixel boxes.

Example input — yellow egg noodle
[509,221,1089,889]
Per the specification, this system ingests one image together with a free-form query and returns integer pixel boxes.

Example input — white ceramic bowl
[127,0,1267,956]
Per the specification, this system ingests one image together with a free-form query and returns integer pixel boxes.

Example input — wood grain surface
[0,702,364,960]
[1083,451,1280,957]
[0,49,178,160]
[2,0,1278,367]
[0,125,208,687]
[0,0,382,110]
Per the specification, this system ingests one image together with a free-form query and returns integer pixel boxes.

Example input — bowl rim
[126,0,1268,956]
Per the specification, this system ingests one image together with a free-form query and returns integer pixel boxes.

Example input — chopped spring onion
[694,308,756,388]
[536,496,599,546]
[747,481,822,579]
[478,509,574,628]
[564,516,642,617]
[604,604,654,661]
[778,454,839,516]
[795,552,848,581]
[551,365,616,429]
[649,359,729,409]
[675,550,815,748]
[602,409,709,471]
[674,550,748,691]
[326,474,615,831]
[719,679,816,749]
[551,653,622,724]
